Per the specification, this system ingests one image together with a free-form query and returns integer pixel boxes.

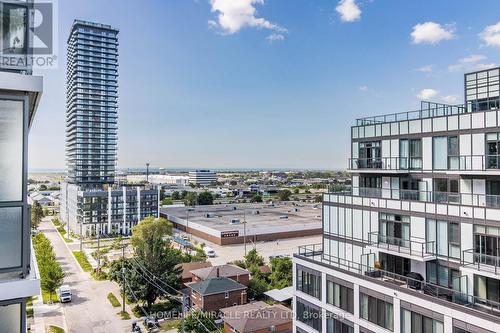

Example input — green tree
[179,311,217,333]
[110,217,182,308]
[269,257,292,289]
[278,189,292,201]
[250,193,262,203]
[184,192,198,206]
[248,276,269,299]
[197,191,213,205]
[31,201,44,229]
[161,198,173,206]
[181,190,189,199]
[40,260,65,301]
[244,248,264,268]
[39,184,48,191]
[171,191,180,200]
[293,188,299,194]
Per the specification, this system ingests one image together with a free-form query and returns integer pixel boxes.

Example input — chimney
[241,290,247,304]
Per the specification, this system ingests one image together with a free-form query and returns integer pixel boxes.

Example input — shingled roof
[190,264,249,280]
[187,277,246,296]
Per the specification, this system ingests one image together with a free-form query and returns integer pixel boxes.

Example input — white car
[57,285,72,303]
[204,247,216,258]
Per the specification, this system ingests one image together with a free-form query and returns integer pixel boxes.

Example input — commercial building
[0,1,42,331]
[189,170,217,186]
[60,20,158,236]
[294,67,500,333]
[161,203,322,245]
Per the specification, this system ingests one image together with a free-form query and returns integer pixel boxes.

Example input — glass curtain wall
[379,213,410,247]
[401,309,444,333]
[360,293,394,331]
[400,139,422,170]
[426,219,460,258]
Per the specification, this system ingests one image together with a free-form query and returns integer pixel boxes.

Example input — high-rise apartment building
[0,1,42,331]
[61,20,158,237]
[293,67,500,333]
[66,20,118,186]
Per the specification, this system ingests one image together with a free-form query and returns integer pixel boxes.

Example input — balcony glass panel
[0,207,22,269]
[0,99,23,201]
[0,302,21,333]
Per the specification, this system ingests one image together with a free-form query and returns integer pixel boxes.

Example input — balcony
[296,244,500,319]
[331,186,500,209]
[349,157,422,171]
[367,232,436,261]
[462,249,500,276]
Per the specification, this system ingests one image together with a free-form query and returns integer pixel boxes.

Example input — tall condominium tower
[61,20,159,237]
[66,20,119,187]
[0,1,42,331]
[294,67,500,333]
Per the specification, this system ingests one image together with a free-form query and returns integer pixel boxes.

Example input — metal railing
[368,232,436,259]
[462,249,500,275]
[356,102,466,126]
[296,244,500,317]
[328,186,500,209]
[348,157,422,170]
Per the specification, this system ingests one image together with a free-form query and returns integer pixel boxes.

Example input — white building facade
[293,67,500,333]
[189,170,217,186]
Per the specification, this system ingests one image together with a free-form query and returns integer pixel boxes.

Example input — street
[35,217,135,333]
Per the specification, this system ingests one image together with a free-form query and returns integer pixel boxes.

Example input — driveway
[36,217,136,333]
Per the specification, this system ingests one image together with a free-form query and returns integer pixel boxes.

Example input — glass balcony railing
[296,244,500,318]
[349,157,422,170]
[329,186,500,209]
[368,232,436,259]
[462,249,500,275]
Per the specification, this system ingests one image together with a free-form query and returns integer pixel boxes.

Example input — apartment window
[426,219,460,258]
[359,176,381,197]
[432,178,459,203]
[1,3,27,56]
[326,315,353,333]
[358,141,381,168]
[0,99,24,201]
[401,308,443,333]
[474,225,500,265]
[433,136,458,170]
[379,253,410,277]
[296,267,321,299]
[360,293,393,331]
[379,213,410,247]
[486,133,500,169]
[296,299,322,332]
[0,207,22,269]
[326,279,354,313]
[474,275,500,305]
[0,301,22,333]
[400,139,422,170]
[466,69,500,112]
[426,261,460,289]
[453,329,472,333]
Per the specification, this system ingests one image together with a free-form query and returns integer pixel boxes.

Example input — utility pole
[181,290,188,333]
[243,209,247,256]
[146,163,150,183]
[79,221,83,253]
[97,226,101,272]
[121,243,126,314]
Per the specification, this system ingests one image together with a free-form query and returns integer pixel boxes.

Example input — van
[57,285,72,303]
[204,247,216,258]
[229,219,240,225]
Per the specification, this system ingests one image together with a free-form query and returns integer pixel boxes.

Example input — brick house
[187,277,247,313]
[177,261,212,287]
[220,301,293,333]
[190,264,250,286]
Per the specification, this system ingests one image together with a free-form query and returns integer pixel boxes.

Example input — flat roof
[161,202,322,234]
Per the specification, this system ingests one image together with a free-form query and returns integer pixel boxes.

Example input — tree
[184,192,198,206]
[161,198,173,206]
[250,193,262,203]
[278,189,292,201]
[248,276,269,299]
[31,201,44,229]
[160,188,166,201]
[314,195,322,203]
[181,190,189,199]
[244,248,264,268]
[179,311,216,333]
[269,257,292,289]
[39,184,47,191]
[110,217,182,308]
[197,191,213,205]
[171,191,180,200]
[40,260,65,301]
[293,188,300,194]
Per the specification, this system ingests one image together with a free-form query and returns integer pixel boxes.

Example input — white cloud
[410,22,455,44]
[448,54,493,72]
[358,85,368,92]
[461,54,486,63]
[266,33,284,43]
[417,88,438,100]
[208,0,286,37]
[441,95,460,104]
[479,22,500,47]
[336,0,361,23]
[416,65,433,73]
[475,63,498,71]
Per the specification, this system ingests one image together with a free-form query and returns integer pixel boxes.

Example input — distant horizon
[28,167,345,174]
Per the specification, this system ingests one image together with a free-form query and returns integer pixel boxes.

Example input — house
[190,264,250,286]
[187,277,247,313]
[220,301,292,333]
[177,261,212,286]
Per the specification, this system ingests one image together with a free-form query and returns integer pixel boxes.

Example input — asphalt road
[39,218,134,333]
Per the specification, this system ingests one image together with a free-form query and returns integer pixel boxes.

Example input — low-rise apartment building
[293,67,500,333]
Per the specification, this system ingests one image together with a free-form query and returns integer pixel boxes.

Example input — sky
[29,0,500,171]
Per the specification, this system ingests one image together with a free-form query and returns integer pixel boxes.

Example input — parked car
[143,316,159,329]
[204,247,216,257]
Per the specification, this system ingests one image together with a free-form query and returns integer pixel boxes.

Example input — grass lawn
[47,325,65,333]
[118,310,131,320]
[42,290,59,304]
[107,292,121,308]
[161,319,180,331]
[56,225,73,243]
[72,251,92,272]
